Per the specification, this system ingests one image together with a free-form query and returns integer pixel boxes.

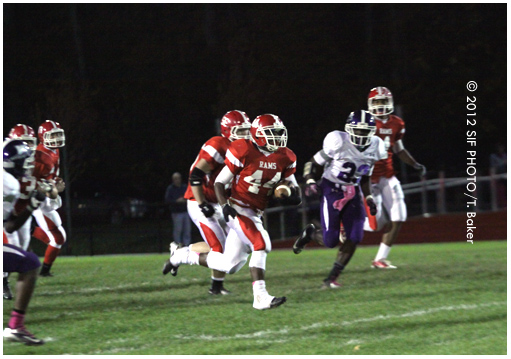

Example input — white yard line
[172,301,506,341]
[56,301,504,355]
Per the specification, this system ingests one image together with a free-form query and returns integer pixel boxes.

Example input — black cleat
[208,287,231,295]
[293,224,315,254]
[3,278,12,300]
[269,296,287,309]
[162,242,180,276]
[39,263,53,277]
[162,260,178,276]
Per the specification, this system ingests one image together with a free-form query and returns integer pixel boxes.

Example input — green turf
[3,240,506,355]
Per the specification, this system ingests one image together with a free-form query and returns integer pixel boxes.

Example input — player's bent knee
[22,251,41,273]
[323,231,340,248]
[227,259,247,274]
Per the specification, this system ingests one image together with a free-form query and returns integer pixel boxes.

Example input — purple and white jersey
[313,131,387,186]
[3,170,20,220]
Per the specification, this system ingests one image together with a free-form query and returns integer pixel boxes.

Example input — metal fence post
[436,171,446,214]
[421,176,428,216]
[279,211,286,240]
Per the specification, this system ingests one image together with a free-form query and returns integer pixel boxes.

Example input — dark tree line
[4,4,506,200]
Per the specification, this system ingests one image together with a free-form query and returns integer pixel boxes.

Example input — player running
[4,125,39,300]
[31,120,67,277]
[365,87,426,269]
[166,114,301,309]
[163,110,252,296]
[3,139,48,345]
[293,110,387,288]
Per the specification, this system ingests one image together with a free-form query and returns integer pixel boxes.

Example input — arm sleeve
[215,165,235,186]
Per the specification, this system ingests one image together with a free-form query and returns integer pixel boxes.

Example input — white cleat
[253,294,287,310]
[371,259,397,269]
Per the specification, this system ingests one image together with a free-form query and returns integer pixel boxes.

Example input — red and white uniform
[365,115,407,231]
[185,136,231,253]
[226,139,297,212]
[31,144,66,251]
[206,139,297,274]
[371,115,405,182]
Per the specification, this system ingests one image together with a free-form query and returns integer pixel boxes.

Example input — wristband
[365,195,374,201]
[306,179,316,185]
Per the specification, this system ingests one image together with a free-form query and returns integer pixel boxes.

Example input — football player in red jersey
[365,87,426,269]
[163,110,252,296]
[31,120,67,277]
[166,114,301,310]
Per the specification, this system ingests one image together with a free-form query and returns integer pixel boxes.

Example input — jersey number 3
[338,162,370,183]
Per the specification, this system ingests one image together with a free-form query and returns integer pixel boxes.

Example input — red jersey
[184,136,231,203]
[225,139,296,211]
[33,144,60,181]
[371,115,405,182]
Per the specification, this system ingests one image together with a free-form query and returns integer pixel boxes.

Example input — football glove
[366,196,377,216]
[199,202,215,218]
[304,180,320,198]
[222,204,237,223]
[37,179,53,193]
[28,190,47,211]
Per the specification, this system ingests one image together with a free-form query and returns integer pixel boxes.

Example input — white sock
[252,280,268,297]
[171,247,200,266]
[375,243,391,261]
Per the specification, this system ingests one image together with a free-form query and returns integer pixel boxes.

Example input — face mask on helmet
[220,110,251,142]
[43,129,66,148]
[230,123,252,141]
[250,115,288,152]
[345,110,376,148]
[368,87,394,117]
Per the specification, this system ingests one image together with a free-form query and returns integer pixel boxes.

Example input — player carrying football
[165,114,301,309]
[293,110,387,288]
[162,110,252,296]
[365,87,426,269]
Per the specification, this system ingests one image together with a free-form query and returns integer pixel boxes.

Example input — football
[274,180,293,198]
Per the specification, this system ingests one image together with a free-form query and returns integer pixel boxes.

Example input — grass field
[3,240,506,355]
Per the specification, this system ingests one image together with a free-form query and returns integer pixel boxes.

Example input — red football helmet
[38,120,65,148]
[8,124,37,150]
[368,86,394,117]
[220,110,251,141]
[250,114,287,152]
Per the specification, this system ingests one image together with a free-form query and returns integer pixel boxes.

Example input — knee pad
[248,250,267,271]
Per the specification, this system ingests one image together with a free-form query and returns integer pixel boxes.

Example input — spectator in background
[165,172,191,247]
[490,143,507,174]
[490,143,507,208]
